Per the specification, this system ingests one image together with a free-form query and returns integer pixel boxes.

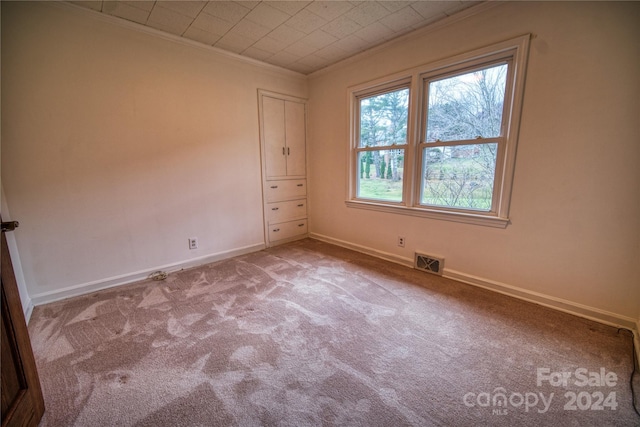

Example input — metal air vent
[414,253,444,275]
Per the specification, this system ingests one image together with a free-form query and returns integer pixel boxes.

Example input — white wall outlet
[188,237,198,250]
[398,236,405,247]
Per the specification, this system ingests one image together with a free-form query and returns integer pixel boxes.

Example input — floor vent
[414,253,444,275]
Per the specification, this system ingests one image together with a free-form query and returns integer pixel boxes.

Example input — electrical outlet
[188,237,198,250]
[397,236,405,247]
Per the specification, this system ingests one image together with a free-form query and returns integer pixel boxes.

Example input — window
[420,62,507,212]
[355,84,409,203]
[347,36,530,228]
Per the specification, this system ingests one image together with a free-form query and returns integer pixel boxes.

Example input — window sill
[345,200,510,228]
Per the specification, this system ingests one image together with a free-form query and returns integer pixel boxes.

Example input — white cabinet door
[285,100,306,177]
[263,96,287,179]
[263,97,306,179]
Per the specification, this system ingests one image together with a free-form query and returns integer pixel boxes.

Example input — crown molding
[51,1,307,81]
[308,1,501,80]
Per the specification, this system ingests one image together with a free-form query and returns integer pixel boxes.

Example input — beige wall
[307,2,640,322]
[2,2,638,326]
[1,2,306,301]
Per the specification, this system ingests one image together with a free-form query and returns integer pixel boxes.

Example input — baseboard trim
[31,242,265,306]
[309,233,414,269]
[24,299,34,324]
[444,269,638,331]
[309,233,638,333]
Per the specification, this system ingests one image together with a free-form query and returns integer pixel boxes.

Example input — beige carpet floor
[29,239,639,426]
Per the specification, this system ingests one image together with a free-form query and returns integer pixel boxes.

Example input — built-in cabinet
[258,90,308,247]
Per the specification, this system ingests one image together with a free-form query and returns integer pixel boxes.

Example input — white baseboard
[310,233,414,269]
[446,269,640,368]
[24,299,34,324]
[309,232,639,333]
[31,242,265,306]
[444,269,638,331]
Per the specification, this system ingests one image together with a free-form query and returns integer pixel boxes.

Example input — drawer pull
[297,204,304,207]
[297,184,304,187]
[273,228,280,232]
[270,185,278,189]
[282,147,285,155]
[298,223,305,227]
[271,207,279,211]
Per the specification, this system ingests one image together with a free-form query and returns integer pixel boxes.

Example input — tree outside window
[356,87,409,203]
[421,63,508,211]
[348,35,530,227]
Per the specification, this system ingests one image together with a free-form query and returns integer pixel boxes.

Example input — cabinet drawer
[268,219,308,242]
[267,199,307,223]
[265,179,306,202]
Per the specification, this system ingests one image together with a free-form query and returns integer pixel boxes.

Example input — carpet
[28,239,639,426]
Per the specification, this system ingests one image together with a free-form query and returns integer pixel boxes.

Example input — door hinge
[1,221,19,232]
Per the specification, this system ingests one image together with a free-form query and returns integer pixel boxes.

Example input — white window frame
[350,77,413,206]
[346,35,530,228]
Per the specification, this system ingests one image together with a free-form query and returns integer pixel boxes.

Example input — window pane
[426,64,507,142]
[357,149,404,202]
[359,88,409,148]
[421,143,497,211]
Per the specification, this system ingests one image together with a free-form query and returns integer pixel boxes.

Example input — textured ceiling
[70,1,480,74]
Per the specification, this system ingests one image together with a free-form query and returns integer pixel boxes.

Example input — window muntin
[347,36,529,228]
[419,61,510,212]
[355,86,409,203]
